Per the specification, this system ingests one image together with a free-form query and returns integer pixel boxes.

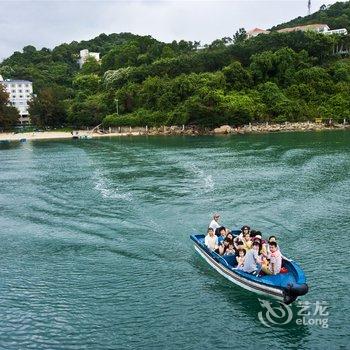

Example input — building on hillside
[277,23,330,33]
[325,28,348,35]
[246,23,347,39]
[0,75,33,125]
[246,28,271,39]
[277,23,347,35]
[77,49,100,68]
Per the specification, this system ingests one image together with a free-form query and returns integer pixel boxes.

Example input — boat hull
[191,234,308,304]
[194,244,285,302]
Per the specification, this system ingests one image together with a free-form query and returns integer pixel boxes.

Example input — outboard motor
[283,283,309,304]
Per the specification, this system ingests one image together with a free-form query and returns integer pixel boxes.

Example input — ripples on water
[0,131,349,349]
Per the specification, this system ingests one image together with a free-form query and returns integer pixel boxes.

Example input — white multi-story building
[0,74,33,124]
[77,49,100,68]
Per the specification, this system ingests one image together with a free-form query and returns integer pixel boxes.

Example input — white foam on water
[93,169,132,201]
[204,174,214,190]
[186,162,215,193]
[280,148,313,162]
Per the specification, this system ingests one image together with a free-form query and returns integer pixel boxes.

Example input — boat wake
[186,162,214,193]
[93,169,132,201]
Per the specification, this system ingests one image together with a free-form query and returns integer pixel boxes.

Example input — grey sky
[0,0,343,61]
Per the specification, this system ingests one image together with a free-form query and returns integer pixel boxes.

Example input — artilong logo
[257,299,329,328]
[258,299,293,327]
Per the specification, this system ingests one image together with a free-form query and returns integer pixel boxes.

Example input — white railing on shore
[87,120,348,135]
[102,125,194,134]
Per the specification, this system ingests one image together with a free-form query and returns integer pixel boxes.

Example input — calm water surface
[0,131,349,349]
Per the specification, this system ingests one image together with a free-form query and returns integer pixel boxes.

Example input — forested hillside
[272,1,350,31]
[1,1,350,129]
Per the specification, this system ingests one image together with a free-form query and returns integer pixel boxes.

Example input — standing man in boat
[209,213,221,235]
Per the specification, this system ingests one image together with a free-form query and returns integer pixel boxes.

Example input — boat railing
[283,259,306,284]
[210,250,230,268]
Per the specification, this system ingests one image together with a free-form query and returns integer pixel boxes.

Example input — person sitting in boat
[264,235,282,257]
[217,226,227,245]
[232,225,248,244]
[225,232,234,243]
[254,234,268,256]
[267,235,280,250]
[236,248,246,269]
[250,229,258,238]
[209,213,221,236]
[236,225,250,240]
[224,243,235,256]
[234,240,244,254]
[242,239,262,274]
[217,231,234,255]
[268,235,277,243]
[257,238,270,272]
[234,226,251,248]
[241,231,252,251]
[217,239,228,255]
[204,227,219,251]
[261,241,282,275]
[215,228,227,254]
[241,225,250,235]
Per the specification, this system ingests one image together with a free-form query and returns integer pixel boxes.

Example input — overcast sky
[0,0,344,61]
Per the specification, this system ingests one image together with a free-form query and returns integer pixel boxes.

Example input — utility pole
[308,0,311,15]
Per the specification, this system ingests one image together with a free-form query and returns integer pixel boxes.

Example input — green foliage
[1,3,350,129]
[222,61,253,90]
[68,92,110,127]
[0,85,19,130]
[319,92,350,122]
[72,74,100,94]
[28,87,67,127]
[81,57,101,74]
[250,48,311,85]
[103,109,170,128]
[233,28,247,43]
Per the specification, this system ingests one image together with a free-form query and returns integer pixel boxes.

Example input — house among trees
[246,28,271,39]
[247,23,347,39]
[0,74,33,124]
[77,49,100,68]
[277,23,348,35]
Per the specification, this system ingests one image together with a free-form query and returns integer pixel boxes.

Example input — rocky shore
[129,121,349,136]
[0,122,348,143]
[212,122,349,135]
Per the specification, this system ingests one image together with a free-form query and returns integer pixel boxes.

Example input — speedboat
[190,233,308,304]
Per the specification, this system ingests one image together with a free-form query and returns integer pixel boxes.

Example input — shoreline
[0,130,142,142]
[0,122,349,143]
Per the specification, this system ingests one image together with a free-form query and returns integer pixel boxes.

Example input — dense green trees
[1,1,350,128]
[0,86,20,130]
[28,87,67,127]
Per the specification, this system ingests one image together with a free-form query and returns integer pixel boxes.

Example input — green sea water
[0,131,349,349]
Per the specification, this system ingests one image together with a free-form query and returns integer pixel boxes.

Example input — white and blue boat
[190,233,308,304]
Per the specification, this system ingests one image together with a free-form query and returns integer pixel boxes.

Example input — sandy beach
[0,130,141,142]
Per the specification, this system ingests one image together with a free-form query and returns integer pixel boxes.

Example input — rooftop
[277,23,330,33]
[248,28,269,33]
[1,79,32,83]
